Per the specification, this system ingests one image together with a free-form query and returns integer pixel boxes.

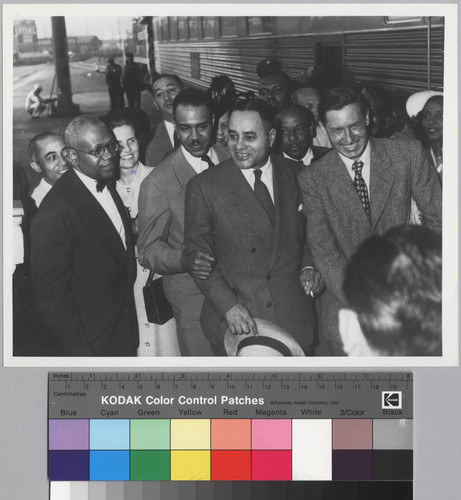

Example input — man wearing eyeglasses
[29,115,139,356]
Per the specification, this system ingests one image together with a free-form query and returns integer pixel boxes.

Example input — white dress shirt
[240,158,274,203]
[164,120,176,147]
[74,169,126,249]
[181,146,219,174]
[31,178,53,207]
[338,141,371,199]
[283,148,314,167]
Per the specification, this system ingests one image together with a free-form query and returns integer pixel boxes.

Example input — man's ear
[269,127,277,148]
[365,110,370,127]
[62,148,78,167]
[30,161,42,174]
[338,308,375,356]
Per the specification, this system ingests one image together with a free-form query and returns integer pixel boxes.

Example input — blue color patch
[90,450,130,480]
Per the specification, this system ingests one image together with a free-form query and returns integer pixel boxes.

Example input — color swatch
[49,418,412,481]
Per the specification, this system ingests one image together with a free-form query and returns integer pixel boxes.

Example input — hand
[225,304,258,336]
[181,250,215,280]
[300,267,324,296]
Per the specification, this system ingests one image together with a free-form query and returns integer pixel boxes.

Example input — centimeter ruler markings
[49,372,413,420]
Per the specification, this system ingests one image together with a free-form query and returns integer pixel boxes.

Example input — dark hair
[152,73,184,91]
[275,103,317,129]
[28,131,62,163]
[343,225,442,356]
[107,117,136,132]
[207,75,237,119]
[319,87,369,125]
[172,88,213,119]
[228,97,276,129]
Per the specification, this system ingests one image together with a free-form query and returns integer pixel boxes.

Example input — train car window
[188,17,200,39]
[160,18,169,42]
[247,17,273,35]
[220,17,238,37]
[202,17,217,39]
[169,17,178,41]
[384,16,422,24]
[178,17,188,40]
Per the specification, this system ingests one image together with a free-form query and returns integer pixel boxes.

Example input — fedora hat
[224,318,305,357]
[406,90,443,118]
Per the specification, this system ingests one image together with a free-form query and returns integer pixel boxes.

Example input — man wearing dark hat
[298,87,442,355]
[30,115,138,356]
[105,57,124,111]
[138,88,231,356]
[184,98,321,355]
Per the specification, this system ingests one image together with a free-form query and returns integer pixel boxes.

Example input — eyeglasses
[65,140,120,159]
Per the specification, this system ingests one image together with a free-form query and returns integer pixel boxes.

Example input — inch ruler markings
[49,372,413,482]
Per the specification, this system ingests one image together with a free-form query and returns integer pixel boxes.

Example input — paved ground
[12,58,160,189]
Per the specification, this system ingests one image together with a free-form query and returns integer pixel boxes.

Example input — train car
[149,16,444,94]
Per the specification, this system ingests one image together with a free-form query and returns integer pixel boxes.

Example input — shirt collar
[283,147,313,165]
[181,145,217,172]
[74,168,103,193]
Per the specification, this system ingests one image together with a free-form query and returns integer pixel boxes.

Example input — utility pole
[51,17,80,117]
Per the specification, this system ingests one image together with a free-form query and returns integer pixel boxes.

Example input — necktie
[173,132,180,148]
[96,179,113,192]
[201,154,215,168]
[352,160,371,220]
[254,168,275,225]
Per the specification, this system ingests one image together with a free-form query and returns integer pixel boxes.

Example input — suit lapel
[368,138,394,229]
[170,148,197,189]
[69,170,129,268]
[269,158,299,269]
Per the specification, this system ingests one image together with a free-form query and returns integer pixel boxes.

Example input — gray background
[2,1,460,498]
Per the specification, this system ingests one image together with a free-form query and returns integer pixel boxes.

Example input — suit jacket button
[251,247,256,253]
[266,274,271,280]
[266,302,272,308]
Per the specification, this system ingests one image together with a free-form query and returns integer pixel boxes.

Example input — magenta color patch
[251,419,292,450]
[252,450,292,480]
[49,419,89,450]
[332,419,373,450]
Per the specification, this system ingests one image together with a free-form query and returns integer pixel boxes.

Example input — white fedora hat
[224,318,305,357]
[406,90,443,118]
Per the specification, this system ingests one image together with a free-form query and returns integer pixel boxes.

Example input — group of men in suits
[23,77,442,357]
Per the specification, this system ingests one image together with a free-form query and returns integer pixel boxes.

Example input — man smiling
[298,87,442,355]
[138,88,230,356]
[30,115,138,356]
[184,98,320,355]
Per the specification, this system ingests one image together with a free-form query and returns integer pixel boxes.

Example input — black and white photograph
[3,5,457,367]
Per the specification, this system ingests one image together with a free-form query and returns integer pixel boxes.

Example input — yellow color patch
[170,419,210,449]
[171,450,210,480]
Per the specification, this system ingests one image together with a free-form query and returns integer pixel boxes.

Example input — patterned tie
[254,168,275,225]
[201,154,215,168]
[352,160,371,220]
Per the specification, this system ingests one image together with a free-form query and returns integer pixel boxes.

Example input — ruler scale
[49,372,412,486]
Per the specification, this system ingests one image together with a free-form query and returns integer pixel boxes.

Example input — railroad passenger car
[146,16,443,94]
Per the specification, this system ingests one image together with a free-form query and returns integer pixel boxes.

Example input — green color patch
[130,419,170,450]
[130,450,170,480]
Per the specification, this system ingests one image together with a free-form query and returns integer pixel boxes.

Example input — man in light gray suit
[185,98,321,356]
[137,88,231,356]
[298,87,442,355]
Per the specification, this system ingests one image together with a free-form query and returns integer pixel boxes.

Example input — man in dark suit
[298,87,442,355]
[30,115,138,356]
[145,74,183,166]
[138,88,231,356]
[275,103,330,166]
[184,98,321,355]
